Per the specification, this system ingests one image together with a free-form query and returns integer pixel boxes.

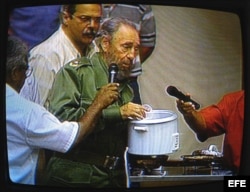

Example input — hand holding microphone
[166,85,200,110]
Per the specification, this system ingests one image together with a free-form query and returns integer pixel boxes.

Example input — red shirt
[200,91,244,172]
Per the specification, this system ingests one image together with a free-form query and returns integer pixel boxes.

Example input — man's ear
[11,66,22,82]
[61,11,71,26]
[100,36,110,52]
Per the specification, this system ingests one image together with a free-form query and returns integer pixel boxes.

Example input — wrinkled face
[64,4,102,46]
[106,25,140,80]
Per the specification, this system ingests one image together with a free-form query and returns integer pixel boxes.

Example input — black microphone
[166,85,200,110]
[108,63,118,83]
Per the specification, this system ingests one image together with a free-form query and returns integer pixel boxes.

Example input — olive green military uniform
[43,53,133,188]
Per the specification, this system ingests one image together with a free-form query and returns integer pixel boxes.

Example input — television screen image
[1,0,250,192]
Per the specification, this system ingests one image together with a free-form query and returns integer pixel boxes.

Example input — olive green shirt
[48,52,133,156]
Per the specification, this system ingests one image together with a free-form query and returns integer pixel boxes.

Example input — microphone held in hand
[108,63,118,83]
[166,85,200,110]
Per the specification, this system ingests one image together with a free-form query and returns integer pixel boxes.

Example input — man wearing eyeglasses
[20,4,102,107]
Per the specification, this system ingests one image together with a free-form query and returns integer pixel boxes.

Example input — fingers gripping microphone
[108,63,118,83]
[166,85,200,109]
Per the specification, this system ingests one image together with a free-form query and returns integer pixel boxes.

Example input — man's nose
[127,47,137,59]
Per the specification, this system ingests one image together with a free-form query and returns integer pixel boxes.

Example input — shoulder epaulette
[68,57,92,67]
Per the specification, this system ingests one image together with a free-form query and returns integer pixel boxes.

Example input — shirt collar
[6,83,18,96]
[59,25,96,58]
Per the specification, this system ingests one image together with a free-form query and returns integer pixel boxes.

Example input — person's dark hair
[61,4,76,16]
[6,36,28,75]
[62,4,102,15]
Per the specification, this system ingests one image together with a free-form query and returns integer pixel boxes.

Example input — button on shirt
[6,84,79,184]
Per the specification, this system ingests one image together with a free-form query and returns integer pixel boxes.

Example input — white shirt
[6,84,78,184]
[20,26,95,106]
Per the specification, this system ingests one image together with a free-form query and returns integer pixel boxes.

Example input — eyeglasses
[72,14,102,24]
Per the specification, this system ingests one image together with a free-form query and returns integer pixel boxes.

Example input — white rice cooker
[128,110,179,156]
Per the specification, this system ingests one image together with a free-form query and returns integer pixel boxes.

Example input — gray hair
[96,17,138,47]
[6,36,28,75]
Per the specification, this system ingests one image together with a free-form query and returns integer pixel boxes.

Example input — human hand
[120,102,149,120]
[93,83,119,109]
[176,93,196,115]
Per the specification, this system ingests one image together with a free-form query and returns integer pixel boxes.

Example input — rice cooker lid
[130,110,177,124]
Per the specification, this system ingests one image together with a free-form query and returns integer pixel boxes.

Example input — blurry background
[139,6,242,159]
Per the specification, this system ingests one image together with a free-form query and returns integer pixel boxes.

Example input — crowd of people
[7,3,152,187]
[6,2,244,188]
[6,35,119,185]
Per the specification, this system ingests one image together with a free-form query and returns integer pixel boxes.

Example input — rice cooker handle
[133,126,148,132]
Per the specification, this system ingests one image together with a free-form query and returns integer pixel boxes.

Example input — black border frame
[1,0,249,191]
